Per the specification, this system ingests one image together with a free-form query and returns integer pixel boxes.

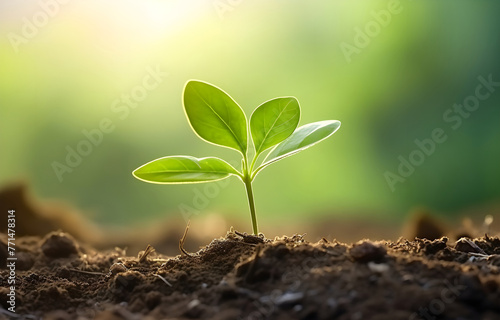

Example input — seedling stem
[243,158,259,234]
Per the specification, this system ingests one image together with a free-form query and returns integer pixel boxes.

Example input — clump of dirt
[1,230,500,320]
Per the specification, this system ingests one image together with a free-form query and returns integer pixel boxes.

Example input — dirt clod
[348,240,387,262]
[418,236,448,254]
[41,232,79,258]
[112,271,145,292]
[455,237,487,254]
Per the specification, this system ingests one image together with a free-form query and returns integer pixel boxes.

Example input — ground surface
[1,230,500,320]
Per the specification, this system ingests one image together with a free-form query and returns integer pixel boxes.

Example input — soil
[1,229,500,320]
[1,183,500,319]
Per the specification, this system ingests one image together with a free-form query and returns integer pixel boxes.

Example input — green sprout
[132,80,341,235]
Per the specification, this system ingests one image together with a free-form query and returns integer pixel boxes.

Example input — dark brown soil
[2,229,500,320]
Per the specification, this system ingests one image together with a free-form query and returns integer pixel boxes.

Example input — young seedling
[132,80,341,235]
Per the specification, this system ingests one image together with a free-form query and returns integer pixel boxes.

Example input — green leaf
[133,156,239,184]
[183,80,248,155]
[257,120,341,175]
[250,97,300,155]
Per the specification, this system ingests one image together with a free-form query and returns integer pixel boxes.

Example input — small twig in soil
[108,262,128,275]
[456,238,487,255]
[138,244,155,263]
[179,221,195,257]
[234,230,265,244]
[68,268,107,276]
[154,273,172,287]
[468,252,494,258]
[151,258,169,262]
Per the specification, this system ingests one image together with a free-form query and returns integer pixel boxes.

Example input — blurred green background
[1,0,499,235]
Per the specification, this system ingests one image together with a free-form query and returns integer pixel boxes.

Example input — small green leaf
[257,120,341,175]
[250,97,300,155]
[133,156,239,184]
[183,80,248,155]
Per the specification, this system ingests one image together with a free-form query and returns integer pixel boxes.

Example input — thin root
[154,273,172,287]
[179,221,195,257]
[139,244,156,263]
[68,268,106,276]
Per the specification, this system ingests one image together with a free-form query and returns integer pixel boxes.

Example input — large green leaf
[183,80,248,155]
[256,120,341,175]
[133,156,239,184]
[250,97,300,155]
